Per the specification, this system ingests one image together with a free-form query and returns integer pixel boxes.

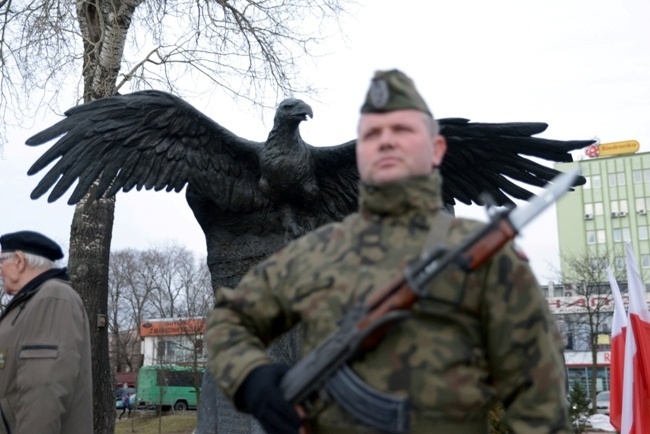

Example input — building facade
[555,150,650,281]
[553,147,650,396]
[544,287,613,395]
[139,317,207,367]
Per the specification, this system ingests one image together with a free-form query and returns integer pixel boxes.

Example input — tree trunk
[68,194,116,433]
[74,1,142,431]
[590,334,598,411]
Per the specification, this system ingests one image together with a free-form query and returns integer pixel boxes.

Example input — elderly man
[206,70,570,433]
[0,231,92,434]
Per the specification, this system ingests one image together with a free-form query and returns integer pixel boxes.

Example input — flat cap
[360,69,432,116]
[0,230,64,261]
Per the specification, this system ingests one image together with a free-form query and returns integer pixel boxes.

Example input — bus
[136,365,204,411]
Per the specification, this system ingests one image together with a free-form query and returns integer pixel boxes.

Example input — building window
[642,255,650,269]
[589,256,607,270]
[615,256,625,270]
[587,230,606,244]
[644,169,650,183]
[585,203,593,215]
[592,175,601,188]
[157,339,176,360]
[613,228,622,242]
[587,231,596,245]
[623,227,632,242]
[640,226,649,240]
[620,200,628,213]
[640,197,650,212]
[584,177,591,189]
[609,172,626,187]
[611,200,628,215]
[634,170,643,183]
[595,202,604,215]
[609,173,617,187]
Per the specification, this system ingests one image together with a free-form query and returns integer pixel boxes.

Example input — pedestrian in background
[119,391,132,420]
[0,231,92,434]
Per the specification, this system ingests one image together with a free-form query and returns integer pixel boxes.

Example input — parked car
[596,391,610,414]
[116,387,136,409]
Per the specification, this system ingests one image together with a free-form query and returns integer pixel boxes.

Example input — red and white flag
[621,243,650,434]
[607,266,626,431]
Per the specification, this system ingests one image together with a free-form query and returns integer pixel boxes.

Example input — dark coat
[0,269,93,434]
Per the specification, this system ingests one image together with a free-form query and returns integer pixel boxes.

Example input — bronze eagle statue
[25,90,591,289]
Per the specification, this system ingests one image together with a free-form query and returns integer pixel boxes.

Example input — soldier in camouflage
[206,69,570,433]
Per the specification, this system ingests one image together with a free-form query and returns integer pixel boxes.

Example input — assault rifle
[279,167,580,433]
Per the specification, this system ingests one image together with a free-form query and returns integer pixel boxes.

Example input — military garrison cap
[360,69,432,116]
[0,230,64,261]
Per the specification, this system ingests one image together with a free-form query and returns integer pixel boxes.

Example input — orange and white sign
[585,140,640,158]
[140,318,206,337]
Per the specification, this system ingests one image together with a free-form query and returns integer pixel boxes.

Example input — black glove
[235,363,302,434]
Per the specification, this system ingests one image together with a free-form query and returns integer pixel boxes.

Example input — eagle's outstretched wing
[26,90,267,213]
[438,118,590,206]
[309,140,358,221]
[26,92,589,222]
[309,118,590,213]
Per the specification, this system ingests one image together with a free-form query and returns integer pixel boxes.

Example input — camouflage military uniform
[206,170,570,434]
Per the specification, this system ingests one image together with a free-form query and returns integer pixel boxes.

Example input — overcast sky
[1,0,649,283]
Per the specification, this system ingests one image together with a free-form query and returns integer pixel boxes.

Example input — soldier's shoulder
[452,216,486,229]
[448,216,487,239]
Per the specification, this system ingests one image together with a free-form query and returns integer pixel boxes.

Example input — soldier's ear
[432,135,447,168]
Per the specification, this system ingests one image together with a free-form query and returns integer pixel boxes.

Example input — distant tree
[556,252,620,410]
[108,244,211,368]
[174,318,208,411]
[108,248,154,372]
[145,245,191,318]
[568,381,590,433]
[108,243,212,410]
[175,263,212,409]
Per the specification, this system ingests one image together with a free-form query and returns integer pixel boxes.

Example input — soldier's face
[356,110,446,185]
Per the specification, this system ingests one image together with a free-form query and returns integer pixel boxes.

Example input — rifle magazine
[325,364,410,434]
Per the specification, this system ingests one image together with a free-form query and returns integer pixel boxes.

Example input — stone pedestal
[197,328,303,433]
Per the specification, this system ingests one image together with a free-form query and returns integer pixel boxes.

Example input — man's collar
[359,171,444,217]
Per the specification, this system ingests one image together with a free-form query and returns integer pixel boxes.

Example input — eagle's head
[273,98,313,126]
